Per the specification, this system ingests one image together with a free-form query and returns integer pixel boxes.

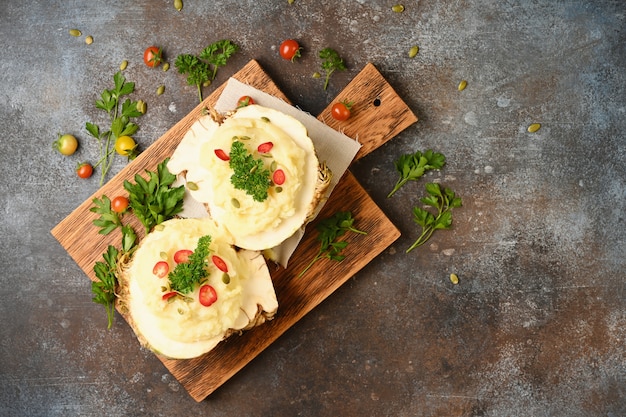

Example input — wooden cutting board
[51,59,416,401]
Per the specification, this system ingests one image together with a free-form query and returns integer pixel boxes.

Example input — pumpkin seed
[136,99,147,114]
[160,251,168,260]
[157,85,165,95]
[202,80,211,87]
[527,123,541,133]
[239,135,251,140]
[161,286,168,292]
[174,0,183,11]
[85,35,93,45]
[275,186,283,193]
[222,273,230,284]
[458,80,467,91]
[249,165,258,174]
[450,273,459,284]
[288,0,295,4]
[119,60,128,71]
[231,198,240,208]
[312,72,321,79]
[162,62,170,72]
[270,161,278,171]
[261,116,270,123]
[187,181,199,191]
[408,45,419,58]
[154,224,165,231]
[69,29,81,37]
[392,4,405,13]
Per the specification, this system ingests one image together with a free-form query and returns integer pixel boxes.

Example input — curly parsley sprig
[297,211,367,278]
[387,149,446,198]
[406,183,462,253]
[167,235,212,294]
[319,47,347,90]
[229,141,272,202]
[175,39,239,103]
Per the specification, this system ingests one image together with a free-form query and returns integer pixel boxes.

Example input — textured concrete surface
[1,1,624,416]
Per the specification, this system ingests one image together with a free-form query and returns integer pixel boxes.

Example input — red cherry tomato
[173,249,193,264]
[143,46,162,68]
[237,95,255,108]
[273,169,286,185]
[215,149,230,161]
[111,196,129,213]
[76,162,93,179]
[212,255,228,273]
[162,291,177,301]
[153,261,169,278]
[199,285,218,307]
[257,141,274,153]
[331,101,352,121]
[279,39,301,61]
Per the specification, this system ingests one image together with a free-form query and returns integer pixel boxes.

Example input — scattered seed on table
[120,60,128,71]
[156,85,165,95]
[174,0,183,11]
[162,62,170,72]
[69,29,81,37]
[527,123,541,133]
[458,80,467,91]
[85,35,93,45]
[408,45,419,58]
[136,100,147,114]
[450,273,459,284]
[392,4,405,13]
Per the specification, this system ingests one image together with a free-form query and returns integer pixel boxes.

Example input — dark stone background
[0,1,624,416]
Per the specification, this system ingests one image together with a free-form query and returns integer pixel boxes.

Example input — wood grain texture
[51,60,415,401]
[319,63,418,160]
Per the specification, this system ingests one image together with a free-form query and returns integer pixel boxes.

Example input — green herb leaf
[90,195,123,235]
[406,183,462,253]
[87,71,144,185]
[92,245,119,329]
[175,54,211,103]
[168,235,212,294]
[387,149,446,198]
[200,39,239,80]
[318,47,346,90]
[123,158,185,234]
[229,141,272,202]
[297,211,367,278]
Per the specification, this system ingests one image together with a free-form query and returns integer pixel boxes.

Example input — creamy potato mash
[168,105,323,251]
[119,218,277,359]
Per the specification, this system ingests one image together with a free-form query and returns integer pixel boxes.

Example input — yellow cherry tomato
[115,135,136,156]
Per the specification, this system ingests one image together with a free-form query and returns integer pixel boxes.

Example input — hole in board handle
[373,97,382,107]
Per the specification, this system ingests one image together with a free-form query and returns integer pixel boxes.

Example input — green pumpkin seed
[249,165,258,174]
[157,85,165,95]
[136,99,147,114]
[160,251,168,260]
[527,123,541,133]
[69,29,81,37]
[261,116,270,123]
[222,273,231,284]
[408,45,419,58]
[392,4,405,13]
[202,80,211,87]
[174,0,183,11]
[154,224,165,231]
[119,60,128,71]
[187,181,199,191]
[275,186,283,193]
[458,80,467,91]
[312,72,321,79]
[85,35,93,45]
[231,198,240,208]
[270,161,277,171]
[450,273,459,284]
[162,62,170,72]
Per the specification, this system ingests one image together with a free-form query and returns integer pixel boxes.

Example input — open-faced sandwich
[117,217,278,359]
[167,104,332,252]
